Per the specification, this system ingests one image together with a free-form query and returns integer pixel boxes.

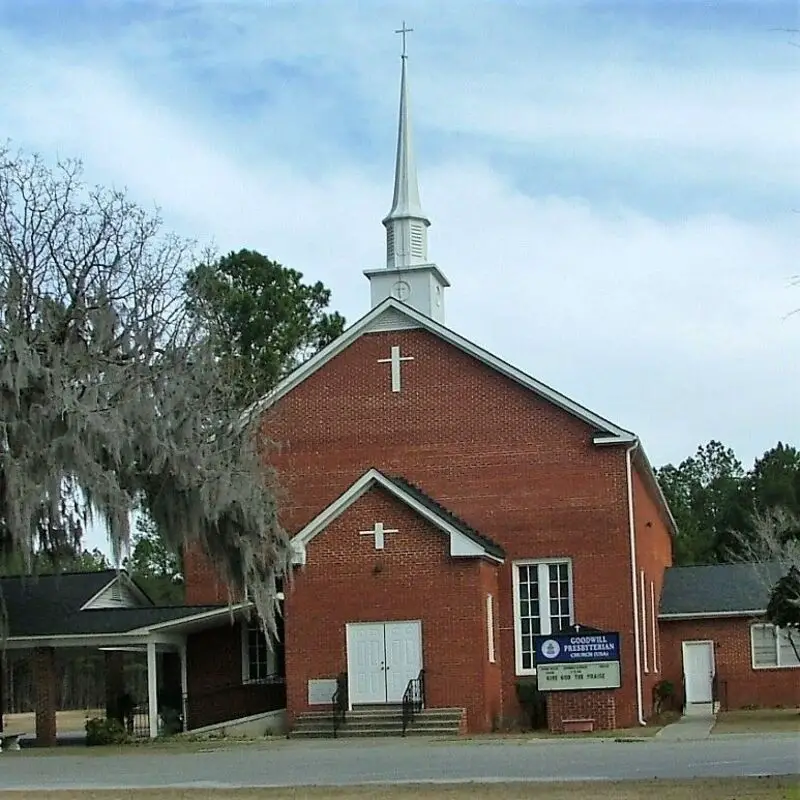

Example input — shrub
[515,679,548,730]
[85,717,130,746]
[653,679,675,714]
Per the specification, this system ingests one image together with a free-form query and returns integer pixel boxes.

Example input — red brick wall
[479,562,503,730]
[631,464,674,717]
[184,327,653,730]
[33,647,57,746]
[660,618,800,710]
[547,690,616,732]
[285,484,497,732]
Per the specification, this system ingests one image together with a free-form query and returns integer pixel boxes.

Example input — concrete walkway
[656,713,716,741]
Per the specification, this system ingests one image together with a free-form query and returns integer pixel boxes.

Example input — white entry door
[346,621,422,706]
[682,640,715,705]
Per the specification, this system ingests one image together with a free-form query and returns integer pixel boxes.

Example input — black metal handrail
[401,669,425,736]
[680,673,686,714]
[332,672,347,738]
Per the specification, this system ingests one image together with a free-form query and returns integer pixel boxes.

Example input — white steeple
[364,22,450,323]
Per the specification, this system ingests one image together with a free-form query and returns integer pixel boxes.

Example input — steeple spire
[382,21,430,267]
[364,23,450,323]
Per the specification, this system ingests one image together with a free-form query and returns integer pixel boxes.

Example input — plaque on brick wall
[308,678,338,705]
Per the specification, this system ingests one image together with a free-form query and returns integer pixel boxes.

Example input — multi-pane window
[244,620,276,682]
[515,560,572,673]
[751,624,800,669]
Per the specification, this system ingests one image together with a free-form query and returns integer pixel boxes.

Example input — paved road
[0,735,797,790]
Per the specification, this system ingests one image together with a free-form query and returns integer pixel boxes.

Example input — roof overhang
[127,602,258,635]
[659,609,766,621]
[2,632,184,650]
[243,297,633,440]
[79,570,153,610]
[290,468,504,565]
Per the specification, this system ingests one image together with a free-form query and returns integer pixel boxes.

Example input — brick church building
[4,34,796,750]
[182,40,679,735]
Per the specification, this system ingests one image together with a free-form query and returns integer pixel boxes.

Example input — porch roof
[0,570,226,640]
[7,605,227,638]
[659,561,785,619]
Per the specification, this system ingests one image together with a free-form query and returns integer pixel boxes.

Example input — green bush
[515,678,548,730]
[653,679,675,714]
[85,716,130,746]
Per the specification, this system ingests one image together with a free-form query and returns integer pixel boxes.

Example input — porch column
[146,641,158,739]
[179,645,189,732]
[0,651,5,734]
[104,650,126,724]
[33,647,57,747]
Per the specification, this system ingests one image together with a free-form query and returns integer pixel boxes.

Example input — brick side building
[659,563,800,713]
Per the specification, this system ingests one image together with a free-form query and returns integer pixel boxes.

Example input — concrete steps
[290,706,465,739]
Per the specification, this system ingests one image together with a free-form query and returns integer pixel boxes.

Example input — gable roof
[0,570,232,640]
[5,605,226,638]
[244,297,677,539]
[1,569,137,623]
[659,561,786,619]
[245,297,635,441]
[290,467,505,564]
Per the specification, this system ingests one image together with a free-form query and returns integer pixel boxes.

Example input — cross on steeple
[395,21,413,58]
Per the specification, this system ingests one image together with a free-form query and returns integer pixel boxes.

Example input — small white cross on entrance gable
[360,522,399,550]
[378,345,414,393]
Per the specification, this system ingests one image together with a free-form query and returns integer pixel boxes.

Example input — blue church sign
[534,632,620,665]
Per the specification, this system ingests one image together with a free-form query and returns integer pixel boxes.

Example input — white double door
[347,621,422,706]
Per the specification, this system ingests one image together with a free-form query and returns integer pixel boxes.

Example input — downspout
[625,440,646,726]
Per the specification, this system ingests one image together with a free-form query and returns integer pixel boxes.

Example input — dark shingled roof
[386,476,505,560]
[0,570,225,638]
[659,562,786,618]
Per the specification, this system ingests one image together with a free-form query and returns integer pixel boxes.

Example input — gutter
[625,440,646,726]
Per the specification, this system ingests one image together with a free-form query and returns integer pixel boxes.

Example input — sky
[1,0,798,553]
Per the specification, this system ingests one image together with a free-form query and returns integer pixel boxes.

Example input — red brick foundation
[34,647,57,746]
[546,690,617,733]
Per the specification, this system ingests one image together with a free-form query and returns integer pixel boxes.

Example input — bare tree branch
[0,146,290,636]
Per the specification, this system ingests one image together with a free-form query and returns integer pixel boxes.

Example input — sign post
[533,631,621,692]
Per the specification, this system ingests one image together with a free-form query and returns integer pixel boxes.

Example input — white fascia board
[658,609,765,620]
[290,468,502,564]
[130,602,254,634]
[4,633,152,650]
[244,298,631,439]
[79,576,121,611]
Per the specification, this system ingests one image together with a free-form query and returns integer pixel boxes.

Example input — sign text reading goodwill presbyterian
[534,632,620,664]
[533,632,622,692]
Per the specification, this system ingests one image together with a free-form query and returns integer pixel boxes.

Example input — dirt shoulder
[1,777,798,800]
[712,709,800,735]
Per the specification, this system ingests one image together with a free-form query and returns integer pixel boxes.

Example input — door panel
[347,624,386,705]
[384,621,422,703]
[347,621,423,705]
[683,641,714,704]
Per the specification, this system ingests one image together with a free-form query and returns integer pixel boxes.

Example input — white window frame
[512,558,574,676]
[487,594,496,663]
[241,619,277,683]
[750,623,800,670]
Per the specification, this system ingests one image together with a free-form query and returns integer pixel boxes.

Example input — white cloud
[0,1,797,488]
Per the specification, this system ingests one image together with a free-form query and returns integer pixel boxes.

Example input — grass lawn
[712,708,800,735]
[3,709,102,736]
[0,777,798,799]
